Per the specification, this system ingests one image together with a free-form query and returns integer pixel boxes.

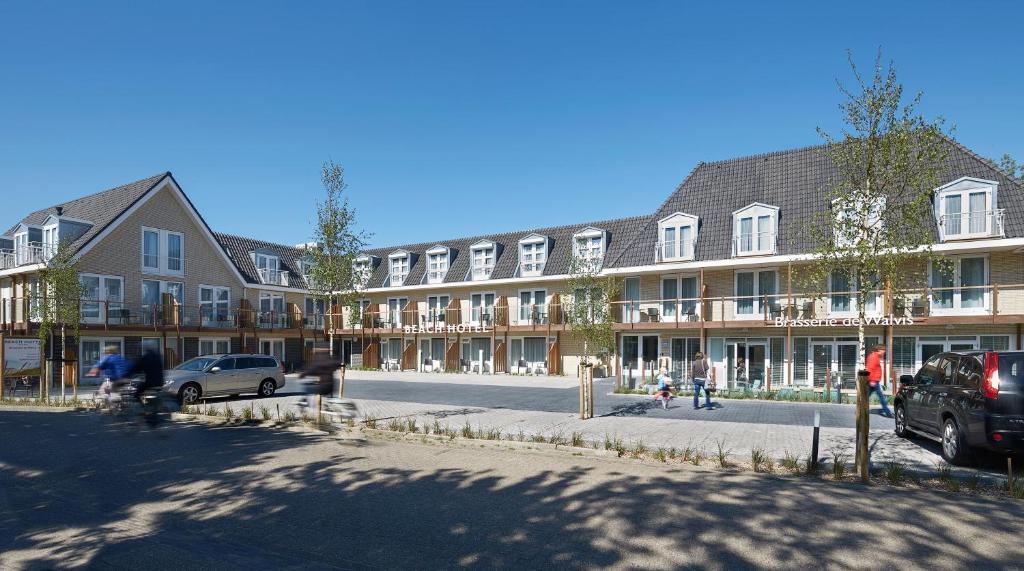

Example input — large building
[2,138,1022,393]
[328,140,1024,391]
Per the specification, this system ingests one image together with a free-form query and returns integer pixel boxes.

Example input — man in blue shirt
[89,345,129,381]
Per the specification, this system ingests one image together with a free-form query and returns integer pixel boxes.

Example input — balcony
[0,243,57,269]
[257,268,290,286]
[732,232,777,257]
[471,265,493,281]
[655,239,697,263]
[939,209,1005,241]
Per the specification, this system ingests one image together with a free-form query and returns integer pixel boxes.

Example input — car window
[259,357,278,368]
[956,356,983,389]
[235,357,256,369]
[936,356,958,385]
[917,355,942,385]
[215,358,236,371]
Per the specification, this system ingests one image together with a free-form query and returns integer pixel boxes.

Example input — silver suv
[164,354,286,404]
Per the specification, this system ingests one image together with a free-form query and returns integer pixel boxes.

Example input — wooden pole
[338,364,346,398]
[578,364,585,419]
[856,369,870,483]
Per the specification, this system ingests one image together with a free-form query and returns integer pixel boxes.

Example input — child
[653,367,672,410]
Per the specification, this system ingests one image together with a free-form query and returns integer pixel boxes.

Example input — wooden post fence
[856,369,870,483]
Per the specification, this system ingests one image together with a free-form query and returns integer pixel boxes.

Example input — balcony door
[471,293,494,326]
[518,289,546,324]
[622,277,641,323]
[726,340,768,390]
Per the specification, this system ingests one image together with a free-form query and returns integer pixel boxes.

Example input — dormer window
[388,251,410,287]
[425,245,449,284]
[573,228,606,270]
[353,255,375,288]
[935,177,1003,240]
[518,235,547,277]
[252,251,287,286]
[733,203,778,256]
[657,213,698,262]
[470,240,495,281]
[42,221,59,260]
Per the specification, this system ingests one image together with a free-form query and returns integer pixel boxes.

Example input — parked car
[164,354,286,404]
[893,350,1024,465]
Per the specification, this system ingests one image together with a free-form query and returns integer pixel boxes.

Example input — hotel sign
[402,324,492,334]
[772,316,916,328]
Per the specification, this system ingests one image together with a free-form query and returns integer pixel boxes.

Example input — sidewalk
[339,369,581,389]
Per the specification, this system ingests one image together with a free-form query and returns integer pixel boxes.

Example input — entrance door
[812,344,832,388]
[833,343,859,392]
[727,341,767,390]
[670,338,701,382]
[259,339,285,364]
[469,338,492,373]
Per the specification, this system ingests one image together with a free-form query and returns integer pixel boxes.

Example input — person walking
[866,344,893,418]
[691,352,713,410]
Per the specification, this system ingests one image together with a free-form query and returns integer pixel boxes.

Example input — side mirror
[209,366,221,374]
[899,374,915,386]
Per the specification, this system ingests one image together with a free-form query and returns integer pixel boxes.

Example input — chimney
[55,206,64,216]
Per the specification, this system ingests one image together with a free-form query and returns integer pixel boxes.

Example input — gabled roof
[358,214,651,288]
[214,232,310,289]
[608,137,1024,266]
[4,172,169,255]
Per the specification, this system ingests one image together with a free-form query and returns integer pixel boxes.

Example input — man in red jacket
[865,344,893,418]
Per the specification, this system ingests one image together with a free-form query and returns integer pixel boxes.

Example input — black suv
[894,351,1024,465]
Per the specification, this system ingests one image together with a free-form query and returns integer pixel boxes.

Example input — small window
[389,253,409,286]
[470,242,496,280]
[518,236,547,276]
[732,204,778,256]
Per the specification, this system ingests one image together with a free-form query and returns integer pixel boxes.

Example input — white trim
[927,254,991,316]
[516,287,547,325]
[42,214,93,226]
[935,176,999,192]
[425,245,449,255]
[388,249,411,259]
[573,227,605,238]
[518,233,547,245]
[198,337,232,356]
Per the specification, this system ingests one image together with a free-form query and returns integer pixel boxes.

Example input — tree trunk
[60,324,66,404]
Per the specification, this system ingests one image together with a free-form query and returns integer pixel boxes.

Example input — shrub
[406,419,418,433]
[715,439,731,468]
[241,406,254,421]
[751,448,773,473]
[283,410,297,423]
[461,422,474,439]
[432,420,442,435]
[629,441,647,459]
[831,451,848,480]
[223,404,235,420]
[260,406,271,421]
[653,448,667,462]
[691,448,706,466]
[881,461,907,485]
[548,432,567,446]
[386,418,404,432]
[781,450,802,474]
[364,417,377,429]
[570,432,585,448]
[530,434,547,444]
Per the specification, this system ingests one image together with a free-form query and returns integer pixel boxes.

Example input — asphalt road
[2,411,1022,570]
[270,377,894,430]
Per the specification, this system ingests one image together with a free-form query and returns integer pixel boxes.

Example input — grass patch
[750,448,773,473]
[691,447,706,466]
[530,433,547,443]
[548,432,568,446]
[653,448,667,463]
[461,422,474,439]
[363,416,377,429]
[386,418,404,432]
[432,420,442,435]
[570,432,585,448]
[964,474,981,492]
[1011,477,1024,500]
[241,406,254,421]
[406,419,418,433]
[223,404,235,420]
[715,439,731,468]
[881,461,907,486]
[629,441,647,459]
[260,406,271,421]
[831,450,848,480]
[282,410,297,423]
[781,450,802,475]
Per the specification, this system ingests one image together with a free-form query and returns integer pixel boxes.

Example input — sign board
[771,316,916,328]
[350,354,363,368]
[402,324,492,335]
[3,337,42,377]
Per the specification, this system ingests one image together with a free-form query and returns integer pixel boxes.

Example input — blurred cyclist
[89,344,129,401]
[127,349,170,425]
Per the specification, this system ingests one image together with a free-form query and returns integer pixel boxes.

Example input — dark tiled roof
[214,232,310,289]
[4,173,169,253]
[608,138,1024,266]
[361,214,652,288]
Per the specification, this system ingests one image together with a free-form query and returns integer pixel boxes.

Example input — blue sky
[1,1,1021,249]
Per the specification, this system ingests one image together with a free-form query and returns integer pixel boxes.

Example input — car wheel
[894,404,913,439]
[258,379,276,398]
[941,417,973,466]
[179,383,201,405]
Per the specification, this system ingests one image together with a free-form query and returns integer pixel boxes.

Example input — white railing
[426,270,447,284]
[0,243,58,268]
[519,261,545,276]
[471,265,494,280]
[389,272,408,287]
[940,209,1005,240]
[733,232,777,256]
[257,268,290,286]
[0,250,15,270]
[655,239,697,262]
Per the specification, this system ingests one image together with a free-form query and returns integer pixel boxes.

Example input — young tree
[563,247,619,419]
[995,154,1021,180]
[800,51,951,369]
[306,160,370,357]
[37,243,85,402]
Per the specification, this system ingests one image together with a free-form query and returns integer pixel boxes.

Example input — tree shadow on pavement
[2,410,1024,570]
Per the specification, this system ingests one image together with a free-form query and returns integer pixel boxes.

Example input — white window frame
[660,273,701,322]
[199,337,232,356]
[141,227,185,277]
[425,246,449,284]
[573,228,606,269]
[934,177,1001,241]
[518,235,547,277]
[388,251,410,286]
[199,285,231,325]
[387,297,409,327]
[657,213,698,262]
[79,273,124,324]
[517,288,547,325]
[427,294,450,322]
[825,271,882,318]
[142,279,184,307]
[470,291,496,325]
[259,338,286,363]
[733,268,778,317]
[928,255,991,315]
[470,241,495,281]
[732,203,778,257]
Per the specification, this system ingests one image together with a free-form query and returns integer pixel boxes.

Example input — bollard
[1010,457,1015,492]
[809,410,820,473]
[856,369,870,483]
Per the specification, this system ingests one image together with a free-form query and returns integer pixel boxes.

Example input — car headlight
[163,379,174,386]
